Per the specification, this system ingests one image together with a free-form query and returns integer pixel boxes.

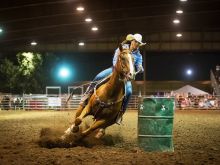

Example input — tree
[0,52,43,93]
[0,52,63,94]
[16,52,43,93]
[0,59,19,92]
[17,52,42,76]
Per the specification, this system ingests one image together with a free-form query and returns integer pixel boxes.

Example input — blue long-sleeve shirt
[113,44,144,72]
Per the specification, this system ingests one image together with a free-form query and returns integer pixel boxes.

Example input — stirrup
[115,116,123,125]
[81,93,91,101]
[80,92,92,106]
[115,111,124,125]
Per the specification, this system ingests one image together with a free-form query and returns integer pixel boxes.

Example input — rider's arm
[135,52,144,73]
[113,48,119,66]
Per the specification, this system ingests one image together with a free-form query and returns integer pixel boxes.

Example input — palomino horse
[63,44,135,139]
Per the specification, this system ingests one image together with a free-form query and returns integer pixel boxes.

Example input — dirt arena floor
[0,109,220,165]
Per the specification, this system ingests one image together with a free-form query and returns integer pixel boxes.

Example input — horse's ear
[119,43,123,52]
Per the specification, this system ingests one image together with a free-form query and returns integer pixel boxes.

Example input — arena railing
[0,94,220,110]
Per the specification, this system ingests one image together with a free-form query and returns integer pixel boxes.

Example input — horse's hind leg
[81,119,106,137]
[95,119,116,138]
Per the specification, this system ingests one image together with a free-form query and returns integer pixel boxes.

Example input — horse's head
[116,44,135,80]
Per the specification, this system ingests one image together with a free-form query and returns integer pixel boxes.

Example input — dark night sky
[53,51,220,82]
[1,51,219,84]
[146,52,220,81]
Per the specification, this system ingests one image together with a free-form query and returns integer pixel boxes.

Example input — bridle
[92,50,131,109]
[116,50,134,81]
[87,49,135,111]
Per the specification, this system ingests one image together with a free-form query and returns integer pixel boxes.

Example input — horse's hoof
[95,129,105,139]
[60,133,70,141]
[60,135,65,141]
[72,126,79,133]
[60,135,67,141]
[64,127,72,134]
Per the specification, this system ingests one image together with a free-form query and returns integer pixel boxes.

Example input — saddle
[81,74,112,106]
[83,74,126,110]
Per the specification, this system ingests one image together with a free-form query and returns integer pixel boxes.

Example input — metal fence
[0,94,220,111]
[0,94,140,111]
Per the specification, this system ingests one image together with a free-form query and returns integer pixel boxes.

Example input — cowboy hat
[126,33,146,46]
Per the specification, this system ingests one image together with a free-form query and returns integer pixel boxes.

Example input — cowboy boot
[115,110,124,125]
[115,97,128,125]
[80,92,92,106]
[80,82,96,106]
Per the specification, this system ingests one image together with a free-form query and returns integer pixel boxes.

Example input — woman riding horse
[63,34,146,139]
[80,33,146,124]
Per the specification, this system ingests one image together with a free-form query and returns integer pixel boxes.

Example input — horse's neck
[106,68,124,97]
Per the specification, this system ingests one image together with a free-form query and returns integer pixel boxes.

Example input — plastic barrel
[138,97,175,152]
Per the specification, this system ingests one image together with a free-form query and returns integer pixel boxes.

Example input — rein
[66,80,100,104]
[92,50,132,108]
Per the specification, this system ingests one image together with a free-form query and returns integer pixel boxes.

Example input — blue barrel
[138,97,175,152]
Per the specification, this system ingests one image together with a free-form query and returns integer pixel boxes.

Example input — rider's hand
[136,65,144,73]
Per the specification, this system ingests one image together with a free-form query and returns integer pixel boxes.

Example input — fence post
[135,95,137,109]
[22,93,25,110]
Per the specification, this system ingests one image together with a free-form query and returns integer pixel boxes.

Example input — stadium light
[58,67,70,79]
[173,19,180,24]
[78,42,85,46]
[85,18,92,23]
[91,26,98,31]
[0,28,3,33]
[176,33,182,38]
[31,41,37,46]
[186,69,192,76]
[55,63,74,83]
[180,0,188,2]
[176,10,183,14]
[76,6,84,11]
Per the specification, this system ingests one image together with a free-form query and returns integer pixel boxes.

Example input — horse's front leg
[75,104,91,126]
[75,104,85,119]
[61,104,91,140]
[63,104,85,134]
